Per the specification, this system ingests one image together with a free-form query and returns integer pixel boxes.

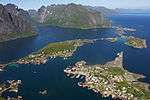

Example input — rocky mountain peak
[0,4,36,42]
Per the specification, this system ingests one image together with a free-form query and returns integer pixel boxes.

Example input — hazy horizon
[0,0,150,10]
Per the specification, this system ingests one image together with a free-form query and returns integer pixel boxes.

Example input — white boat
[0,68,3,71]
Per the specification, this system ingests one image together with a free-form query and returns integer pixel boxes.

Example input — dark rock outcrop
[35,3,111,29]
[0,4,36,42]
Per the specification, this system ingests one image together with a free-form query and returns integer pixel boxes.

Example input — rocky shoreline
[125,36,147,49]
[64,52,150,99]
[111,26,148,49]
[101,37,118,43]
[0,80,22,100]
[16,39,97,65]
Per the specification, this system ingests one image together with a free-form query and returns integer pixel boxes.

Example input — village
[17,39,96,65]
[64,52,150,100]
[0,80,23,100]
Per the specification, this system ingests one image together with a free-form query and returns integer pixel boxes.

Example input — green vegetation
[125,36,147,48]
[0,32,37,42]
[39,41,76,55]
[117,81,150,99]
[0,97,5,100]
[64,53,150,99]
[107,38,118,43]
[44,16,96,29]
[30,16,39,24]
[18,39,94,64]
[38,4,111,29]
[0,4,36,42]
[104,38,118,43]
[107,67,125,76]
[22,40,77,62]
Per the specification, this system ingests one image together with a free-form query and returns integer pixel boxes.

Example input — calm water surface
[0,14,150,100]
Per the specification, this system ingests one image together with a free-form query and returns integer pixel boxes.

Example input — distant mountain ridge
[0,4,36,42]
[86,6,117,16]
[115,8,150,14]
[29,3,111,29]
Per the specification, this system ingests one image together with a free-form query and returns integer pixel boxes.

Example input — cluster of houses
[16,39,95,65]
[64,52,141,100]
[0,80,22,100]
[17,49,75,65]
[17,54,48,65]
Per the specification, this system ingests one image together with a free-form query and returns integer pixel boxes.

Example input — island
[39,89,48,96]
[113,26,147,49]
[0,80,22,100]
[114,26,136,36]
[64,52,150,100]
[101,38,118,43]
[17,39,97,65]
[125,36,147,48]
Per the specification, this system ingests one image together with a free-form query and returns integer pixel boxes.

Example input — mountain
[28,9,37,17]
[35,3,111,29]
[115,8,150,14]
[86,6,117,16]
[28,9,38,23]
[0,4,36,42]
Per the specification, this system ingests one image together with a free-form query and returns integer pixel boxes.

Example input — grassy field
[39,41,76,55]
[107,67,125,76]
[116,81,150,99]
[0,97,5,100]
[19,39,93,64]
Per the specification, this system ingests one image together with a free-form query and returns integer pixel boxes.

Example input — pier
[64,52,150,99]
[0,80,22,95]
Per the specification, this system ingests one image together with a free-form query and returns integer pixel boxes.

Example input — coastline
[64,52,150,99]
[16,39,97,65]
[0,32,38,43]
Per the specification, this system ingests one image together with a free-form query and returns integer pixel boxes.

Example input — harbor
[0,80,22,100]
[16,39,96,65]
[64,52,150,99]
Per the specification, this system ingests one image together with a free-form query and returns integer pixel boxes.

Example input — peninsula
[64,52,150,100]
[17,39,96,65]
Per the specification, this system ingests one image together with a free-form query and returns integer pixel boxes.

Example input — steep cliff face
[37,6,48,23]
[0,4,36,42]
[36,4,111,29]
[28,9,37,17]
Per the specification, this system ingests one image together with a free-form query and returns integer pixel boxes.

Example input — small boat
[0,68,3,71]
[78,82,83,87]
[33,71,37,74]
[76,74,80,78]
[39,89,48,95]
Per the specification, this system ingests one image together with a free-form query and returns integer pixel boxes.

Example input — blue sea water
[0,14,150,100]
